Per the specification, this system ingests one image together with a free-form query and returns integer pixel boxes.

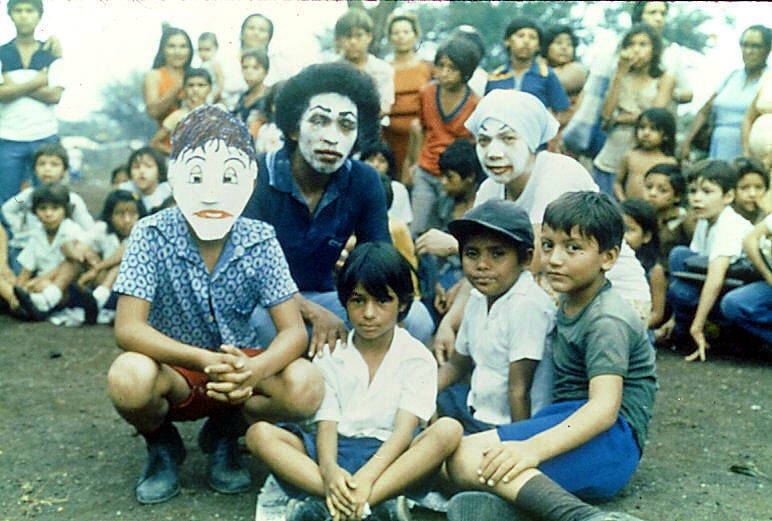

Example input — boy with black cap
[437,199,556,433]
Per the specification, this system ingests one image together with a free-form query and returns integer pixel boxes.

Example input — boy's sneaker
[287,496,331,521]
[447,491,524,521]
[136,424,186,504]
[584,512,645,521]
[198,415,251,494]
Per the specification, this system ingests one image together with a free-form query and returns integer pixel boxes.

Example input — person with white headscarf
[430,90,651,363]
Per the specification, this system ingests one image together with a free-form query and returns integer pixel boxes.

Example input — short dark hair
[387,11,421,39]
[742,24,772,57]
[451,25,485,59]
[336,242,415,322]
[439,139,484,185]
[621,24,664,78]
[631,1,669,24]
[100,189,147,237]
[8,0,42,15]
[504,17,543,44]
[128,146,168,183]
[543,191,624,252]
[636,108,676,156]
[685,159,738,194]
[240,13,274,48]
[185,67,212,85]
[31,182,70,217]
[434,37,481,83]
[620,198,660,272]
[152,26,193,70]
[198,31,218,48]
[335,8,374,38]
[110,164,128,184]
[542,25,579,60]
[34,142,69,171]
[170,105,255,163]
[378,172,394,210]
[241,47,270,72]
[274,62,380,153]
[644,163,685,199]
[733,156,769,189]
[361,142,397,180]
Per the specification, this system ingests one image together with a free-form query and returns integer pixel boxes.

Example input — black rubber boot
[135,422,186,504]
[198,413,251,494]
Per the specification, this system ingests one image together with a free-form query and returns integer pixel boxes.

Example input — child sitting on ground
[732,156,769,224]
[663,159,754,362]
[437,199,556,435]
[151,68,213,156]
[642,163,693,268]
[615,108,678,202]
[247,242,462,521]
[13,183,86,321]
[444,191,655,521]
[1,143,94,272]
[233,48,269,137]
[621,199,667,331]
[118,146,172,214]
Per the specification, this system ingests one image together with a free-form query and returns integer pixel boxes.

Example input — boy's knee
[447,436,484,488]
[245,421,276,454]
[106,352,160,408]
[282,360,324,417]
[431,417,464,448]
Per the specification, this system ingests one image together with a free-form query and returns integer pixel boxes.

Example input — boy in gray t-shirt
[446,191,655,521]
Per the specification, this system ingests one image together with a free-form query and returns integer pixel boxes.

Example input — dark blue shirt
[243,146,391,292]
[485,61,570,112]
[0,39,58,73]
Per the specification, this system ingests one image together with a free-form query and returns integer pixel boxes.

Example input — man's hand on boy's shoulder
[305,302,348,358]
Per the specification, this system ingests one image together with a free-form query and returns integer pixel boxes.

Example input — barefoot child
[247,242,462,521]
[615,108,677,201]
[107,105,320,504]
[445,191,656,521]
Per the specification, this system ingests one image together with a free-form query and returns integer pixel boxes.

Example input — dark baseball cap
[448,199,534,249]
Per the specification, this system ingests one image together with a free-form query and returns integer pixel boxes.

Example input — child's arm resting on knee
[685,256,730,362]
[479,374,623,485]
[114,294,240,372]
[317,420,357,519]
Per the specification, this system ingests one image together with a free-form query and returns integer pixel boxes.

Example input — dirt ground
[0,315,770,521]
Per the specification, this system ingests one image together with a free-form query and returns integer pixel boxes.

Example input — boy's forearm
[316,421,340,472]
[28,86,63,104]
[354,417,416,484]
[508,387,531,422]
[247,322,306,381]
[0,74,46,102]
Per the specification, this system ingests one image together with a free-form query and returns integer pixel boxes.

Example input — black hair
[387,11,421,39]
[543,191,624,252]
[686,159,738,194]
[336,242,414,322]
[434,37,481,83]
[128,146,168,183]
[241,47,270,73]
[621,24,664,78]
[100,189,147,238]
[334,8,374,38]
[378,172,394,210]
[504,17,543,45]
[733,156,769,189]
[110,164,128,184]
[742,24,772,59]
[635,107,675,156]
[457,224,533,267]
[644,163,685,199]
[439,138,484,186]
[541,24,579,61]
[152,26,193,70]
[31,182,71,217]
[451,25,485,59]
[198,31,218,48]
[185,67,212,85]
[631,1,669,24]
[240,13,274,49]
[8,0,42,15]
[170,105,255,163]
[260,80,285,123]
[274,62,380,154]
[361,142,397,180]
[621,198,660,272]
[34,142,69,171]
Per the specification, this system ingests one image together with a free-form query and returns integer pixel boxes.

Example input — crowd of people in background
[1,1,771,520]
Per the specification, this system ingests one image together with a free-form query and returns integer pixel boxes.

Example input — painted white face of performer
[297,93,358,174]
[476,117,533,184]
[169,140,256,240]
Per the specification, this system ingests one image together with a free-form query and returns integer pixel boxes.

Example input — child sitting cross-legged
[247,242,462,521]
[444,191,656,521]
[436,199,556,434]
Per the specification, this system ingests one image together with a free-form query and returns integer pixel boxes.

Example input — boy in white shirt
[437,200,555,434]
[247,242,461,521]
[665,159,754,361]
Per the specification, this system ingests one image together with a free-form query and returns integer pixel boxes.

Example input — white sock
[93,285,111,308]
[40,285,63,310]
[30,291,50,311]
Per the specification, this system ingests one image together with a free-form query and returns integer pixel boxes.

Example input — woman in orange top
[384,12,432,183]
[144,27,193,126]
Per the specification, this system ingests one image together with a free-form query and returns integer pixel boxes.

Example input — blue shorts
[437,383,495,435]
[496,400,641,500]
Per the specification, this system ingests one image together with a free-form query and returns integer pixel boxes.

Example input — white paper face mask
[169,140,256,240]
[297,93,358,174]
[476,118,532,184]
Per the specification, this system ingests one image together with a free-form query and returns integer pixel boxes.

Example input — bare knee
[426,417,463,454]
[245,421,277,457]
[282,360,324,418]
[106,352,161,411]
[447,436,486,488]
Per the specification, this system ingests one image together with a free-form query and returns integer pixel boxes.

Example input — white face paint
[168,140,256,240]
[475,118,533,184]
[297,93,358,174]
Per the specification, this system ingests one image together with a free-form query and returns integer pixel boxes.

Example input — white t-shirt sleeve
[709,210,752,261]
[528,155,597,224]
[312,348,342,424]
[70,193,95,232]
[46,58,67,89]
[454,297,475,356]
[17,241,38,272]
[398,354,437,421]
[507,296,554,363]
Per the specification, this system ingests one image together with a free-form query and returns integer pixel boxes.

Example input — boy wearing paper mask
[107,105,321,505]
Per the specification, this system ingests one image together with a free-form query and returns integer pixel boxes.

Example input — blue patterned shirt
[114,208,298,350]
